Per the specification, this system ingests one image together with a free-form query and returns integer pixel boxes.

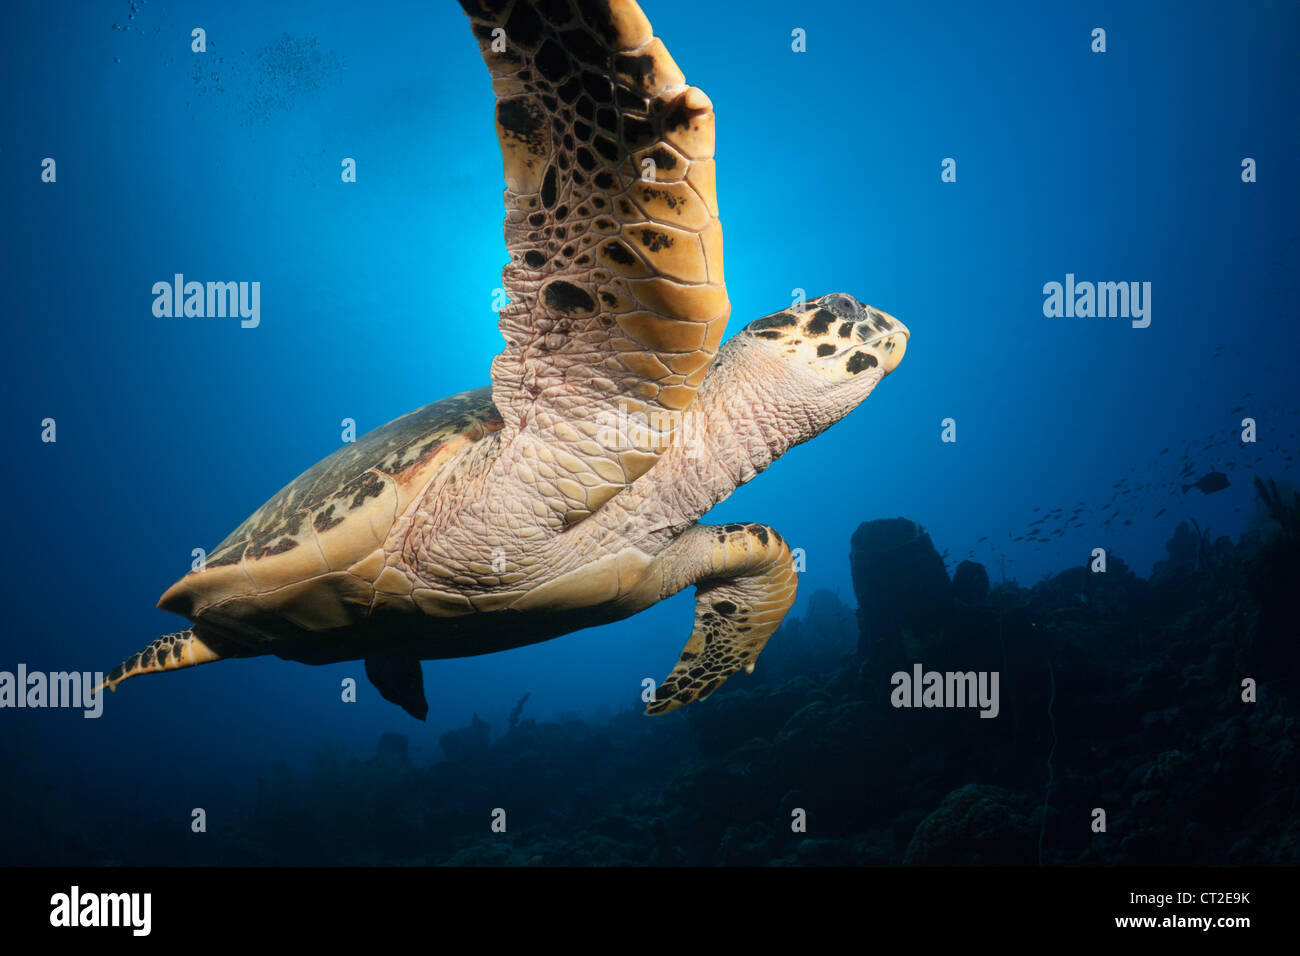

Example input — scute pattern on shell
[207,387,502,567]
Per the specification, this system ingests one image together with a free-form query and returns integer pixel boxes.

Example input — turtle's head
[670,292,908,519]
[743,293,908,381]
[698,292,908,465]
[727,292,908,443]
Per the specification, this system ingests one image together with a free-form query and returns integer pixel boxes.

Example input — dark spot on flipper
[614,52,656,87]
[540,165,558,207]
[622,116,654,148]
[593,135,619,162]
[576,0,620,43]
[712,600,737,615]
[496,98,544,138]
[639,229,673,252]
[559,27,605,67]
[524,250,545,268]
[537,0,576,26]
[838,322,854,338]
[585,75,614,106]
[544,280,595,315]
[647,146,677,171]
[533,38,571,83]
[755,330,781,340]
[615,87,645,111]
[817,344,835,357]
[460,0,511,17]
[749,526,770,546]
[601,240,637,266]
[502,0,544,47]
[846,351,879,375]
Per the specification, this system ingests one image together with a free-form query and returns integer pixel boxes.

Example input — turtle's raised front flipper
[364,655,429,721]
[459,0,728,524]
[94,628,249,695]
[646,523,797,715]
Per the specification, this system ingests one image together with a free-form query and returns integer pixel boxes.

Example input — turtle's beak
[853,307,909,374]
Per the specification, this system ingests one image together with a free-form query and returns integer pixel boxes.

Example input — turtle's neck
[588,338,829,550]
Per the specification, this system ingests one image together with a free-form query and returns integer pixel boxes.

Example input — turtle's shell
[158,386,502,635]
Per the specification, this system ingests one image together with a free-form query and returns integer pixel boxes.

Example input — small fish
[1183,471,1230,495]
[977,536,987,543]
[1154,507,1167,518]
[1231,406,1243,413]
[1159,448,1169,455]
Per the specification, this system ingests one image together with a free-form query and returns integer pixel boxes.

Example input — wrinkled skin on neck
[402,329,886,591]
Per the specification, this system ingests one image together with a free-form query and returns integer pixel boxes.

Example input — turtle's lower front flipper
[647,523,798,715]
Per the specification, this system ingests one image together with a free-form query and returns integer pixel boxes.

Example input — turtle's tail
[93,628,243,695]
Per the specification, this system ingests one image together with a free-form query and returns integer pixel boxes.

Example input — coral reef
[6,477,1297,866]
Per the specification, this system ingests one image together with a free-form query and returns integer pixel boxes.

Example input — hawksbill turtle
[99,0,908,719]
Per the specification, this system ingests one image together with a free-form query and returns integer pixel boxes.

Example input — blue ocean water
[2,0,1297,860]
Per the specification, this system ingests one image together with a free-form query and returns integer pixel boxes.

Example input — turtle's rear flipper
[95,627,250,694]
[647,522,798,715]
[365,655,428,721]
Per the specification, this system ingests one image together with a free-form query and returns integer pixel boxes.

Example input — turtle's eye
[824,294,859,317]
